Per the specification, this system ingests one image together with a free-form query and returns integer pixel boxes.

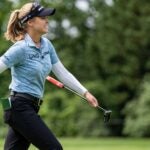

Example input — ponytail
[4,3,33,43]
[4,10,24,42]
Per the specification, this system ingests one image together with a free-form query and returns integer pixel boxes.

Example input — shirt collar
[24,33,45,49]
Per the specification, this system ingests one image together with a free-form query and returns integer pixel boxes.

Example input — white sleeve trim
[52,61,88,96]
[0,59,8,73]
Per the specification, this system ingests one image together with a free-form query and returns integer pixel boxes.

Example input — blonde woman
[0,2,99,150]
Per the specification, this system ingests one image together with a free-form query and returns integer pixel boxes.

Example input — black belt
[10,91,43,106]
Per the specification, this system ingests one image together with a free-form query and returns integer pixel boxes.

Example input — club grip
[46,76,64,88]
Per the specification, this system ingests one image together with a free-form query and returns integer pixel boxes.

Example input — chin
[44,29,48,33]
[41,30,48,35]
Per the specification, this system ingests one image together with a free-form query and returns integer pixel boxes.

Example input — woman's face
[27,16,49,34]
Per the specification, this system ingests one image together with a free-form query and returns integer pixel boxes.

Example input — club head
[104,110,112,123]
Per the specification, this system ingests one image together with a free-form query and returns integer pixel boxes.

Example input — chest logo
[41,51,50,59]
[28,51,50,60]
[29,53,40,60]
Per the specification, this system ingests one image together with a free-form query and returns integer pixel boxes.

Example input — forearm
[0,59,8,73]
[52,61,88,96]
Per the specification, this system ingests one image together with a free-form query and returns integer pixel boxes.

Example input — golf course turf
[0,137,150,150]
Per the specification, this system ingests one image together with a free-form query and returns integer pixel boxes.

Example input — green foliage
[0,0,12,96]
[0,0,150,137]
[90,0,150,136]
[40,89,107,137]
[123,77,150,137]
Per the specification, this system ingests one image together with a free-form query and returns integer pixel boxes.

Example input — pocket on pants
[3,109,12,124]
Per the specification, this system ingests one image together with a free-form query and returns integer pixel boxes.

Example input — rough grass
[0,137,150,150]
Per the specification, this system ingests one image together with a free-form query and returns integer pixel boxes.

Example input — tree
[123,77,150,137]
[1,0,150,137]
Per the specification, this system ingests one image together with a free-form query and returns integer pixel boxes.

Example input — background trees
[0,0,150,137]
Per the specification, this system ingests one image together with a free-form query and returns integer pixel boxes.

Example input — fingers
[90,97,99,107]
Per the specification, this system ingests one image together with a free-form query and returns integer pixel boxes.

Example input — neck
[27,30,42,43]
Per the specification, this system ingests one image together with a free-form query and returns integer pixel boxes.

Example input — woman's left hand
[84,91,99,107]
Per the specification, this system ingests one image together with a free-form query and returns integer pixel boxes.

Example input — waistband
[10,91,43,106]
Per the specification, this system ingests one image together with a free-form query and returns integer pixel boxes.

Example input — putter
[46,76,112,122]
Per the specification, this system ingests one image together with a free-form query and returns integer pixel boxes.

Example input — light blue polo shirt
[0,34,59,98]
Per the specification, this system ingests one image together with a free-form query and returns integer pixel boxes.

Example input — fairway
[0,138,150,150]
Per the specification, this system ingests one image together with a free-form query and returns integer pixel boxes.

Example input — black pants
[3,95,63,150]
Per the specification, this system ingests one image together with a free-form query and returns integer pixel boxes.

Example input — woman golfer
[0,2,98,150]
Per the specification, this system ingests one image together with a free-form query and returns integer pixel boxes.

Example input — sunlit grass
[0,137,150,150]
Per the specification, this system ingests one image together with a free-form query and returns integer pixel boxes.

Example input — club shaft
[46,76,107,112]
[64,86,106,112]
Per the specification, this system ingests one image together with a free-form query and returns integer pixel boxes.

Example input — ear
[27,18,35,27]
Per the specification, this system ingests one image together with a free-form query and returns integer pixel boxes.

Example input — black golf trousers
[3,95,63,150]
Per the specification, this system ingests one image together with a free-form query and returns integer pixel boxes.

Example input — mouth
[45,25,48,29]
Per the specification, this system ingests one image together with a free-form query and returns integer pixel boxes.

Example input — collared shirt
[0,34,59,98]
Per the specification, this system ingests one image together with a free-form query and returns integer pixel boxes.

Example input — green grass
[0,137,150,150]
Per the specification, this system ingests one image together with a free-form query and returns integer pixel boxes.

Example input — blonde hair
[4,3,33,43]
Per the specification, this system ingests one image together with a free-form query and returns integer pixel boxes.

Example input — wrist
[83,91,89,98]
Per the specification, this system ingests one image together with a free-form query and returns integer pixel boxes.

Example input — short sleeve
[0,44,25,68]
[48,40,59,64]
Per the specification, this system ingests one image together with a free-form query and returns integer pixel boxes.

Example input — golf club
[46,76,112,122]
